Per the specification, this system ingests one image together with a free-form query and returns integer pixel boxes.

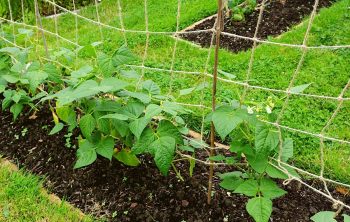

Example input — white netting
[1,0,350,213]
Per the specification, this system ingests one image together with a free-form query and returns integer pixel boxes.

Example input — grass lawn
[1,0,350,185]
[0,159,95,222]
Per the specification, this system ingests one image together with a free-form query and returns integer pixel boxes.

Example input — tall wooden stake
[207,0,223,205]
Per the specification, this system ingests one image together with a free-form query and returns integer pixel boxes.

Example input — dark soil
[0,107,349,222]
[180,0,334,53]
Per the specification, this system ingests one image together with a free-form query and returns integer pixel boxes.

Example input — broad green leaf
[124,101,145,118]
[145,104,162,118]
[311,211,337,222]
[0,47,21,57]
[255,122,279,153]
[142,80,161,95]
[289,83,311,94]
[112,45,136,67]
[343,214,350,222]
[56,106,77,126]
[95,100,122,112]
[120,70,140,79]
[259,178,287,199]
[110,119,129,137]
[162,101,188,116]
[179,87,195,96]
[246,152,269,173]
[281,138,293,162]
[99,77,128,93]
[49,122,64,135]
[220,177,244,191]
[71,65,93,79]
[265,164,288,179]
[234,179,259,197]
[2,75,19,83]
[119,91,151,104]
[246,197,272,222]
[44,63,63,84]
[129,117,151,139]
[152,136,176,176]
[157,120,183,144]
[209,154,226,161]
[79,114,96,139]
[212,106,245,140]
[218,69,236,79]
[0,85,5,93]
[132,127,156,154]
[99,113,129,121]
[96,136,115,160]
[10,103,23,120]
[74,140,97,169]
[97,53,115,77]
[114,149,140,166]
[218,171,243,179]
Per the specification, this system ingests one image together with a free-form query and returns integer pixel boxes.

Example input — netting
[1,0,350,214]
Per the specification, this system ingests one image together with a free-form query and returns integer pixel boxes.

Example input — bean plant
[0,29,307,222]
[226,0,257,21]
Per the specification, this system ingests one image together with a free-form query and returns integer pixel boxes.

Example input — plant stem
[207,0,224,205]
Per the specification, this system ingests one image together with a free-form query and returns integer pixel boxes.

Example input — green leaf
[234,179,259,197]
[96,136,115,160]
[311,211,337,222]
[0,47,21,56]
[281,138,293,162]
[212,106,245,140]
[119,91,151,104]
[99,77,128,93]
[157,120,183,144]
[220,177,244,191]
[129,117,151,139]
[265,164,288,179]
[74,140,97,169]
[97,53,115,77]
[10,103,23,120]
[145,104,162,118]
[246,152,269,174]
[218,69,236,79]
[49,122,64,135]
[79,114,96,139]
[112,45,136,67]
[114,149,140,166]
[255,122,279,153]
[124,101,145,118]
[152,136,176,176]
[120,70,140,79]
[343,214,350,222]
[0,85,5,93]
[259,178,287,199]
[218,171,243,179]
[209,154,226,161]
[110,119,129,137]
[71,65,93,79]
[132,127,156,154]
[56,106,77,126]
[290,83,311,94]
[246,197,272,222]
[99,113,129,121]
[142,80,161,95]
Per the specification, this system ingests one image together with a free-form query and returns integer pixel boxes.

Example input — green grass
[0,161,96,222]
[1,0,350,184]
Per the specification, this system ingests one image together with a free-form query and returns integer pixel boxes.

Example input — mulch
[180,0,334,53]
[0,106,349,222]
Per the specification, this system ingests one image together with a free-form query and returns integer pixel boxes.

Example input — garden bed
[0,107,349,221]
[180,0,334,53]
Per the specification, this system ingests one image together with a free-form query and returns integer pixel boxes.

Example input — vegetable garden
[0,0,350,221]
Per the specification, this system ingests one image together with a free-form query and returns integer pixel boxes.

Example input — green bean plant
[311,211,350,222]
[227,0,257,21]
